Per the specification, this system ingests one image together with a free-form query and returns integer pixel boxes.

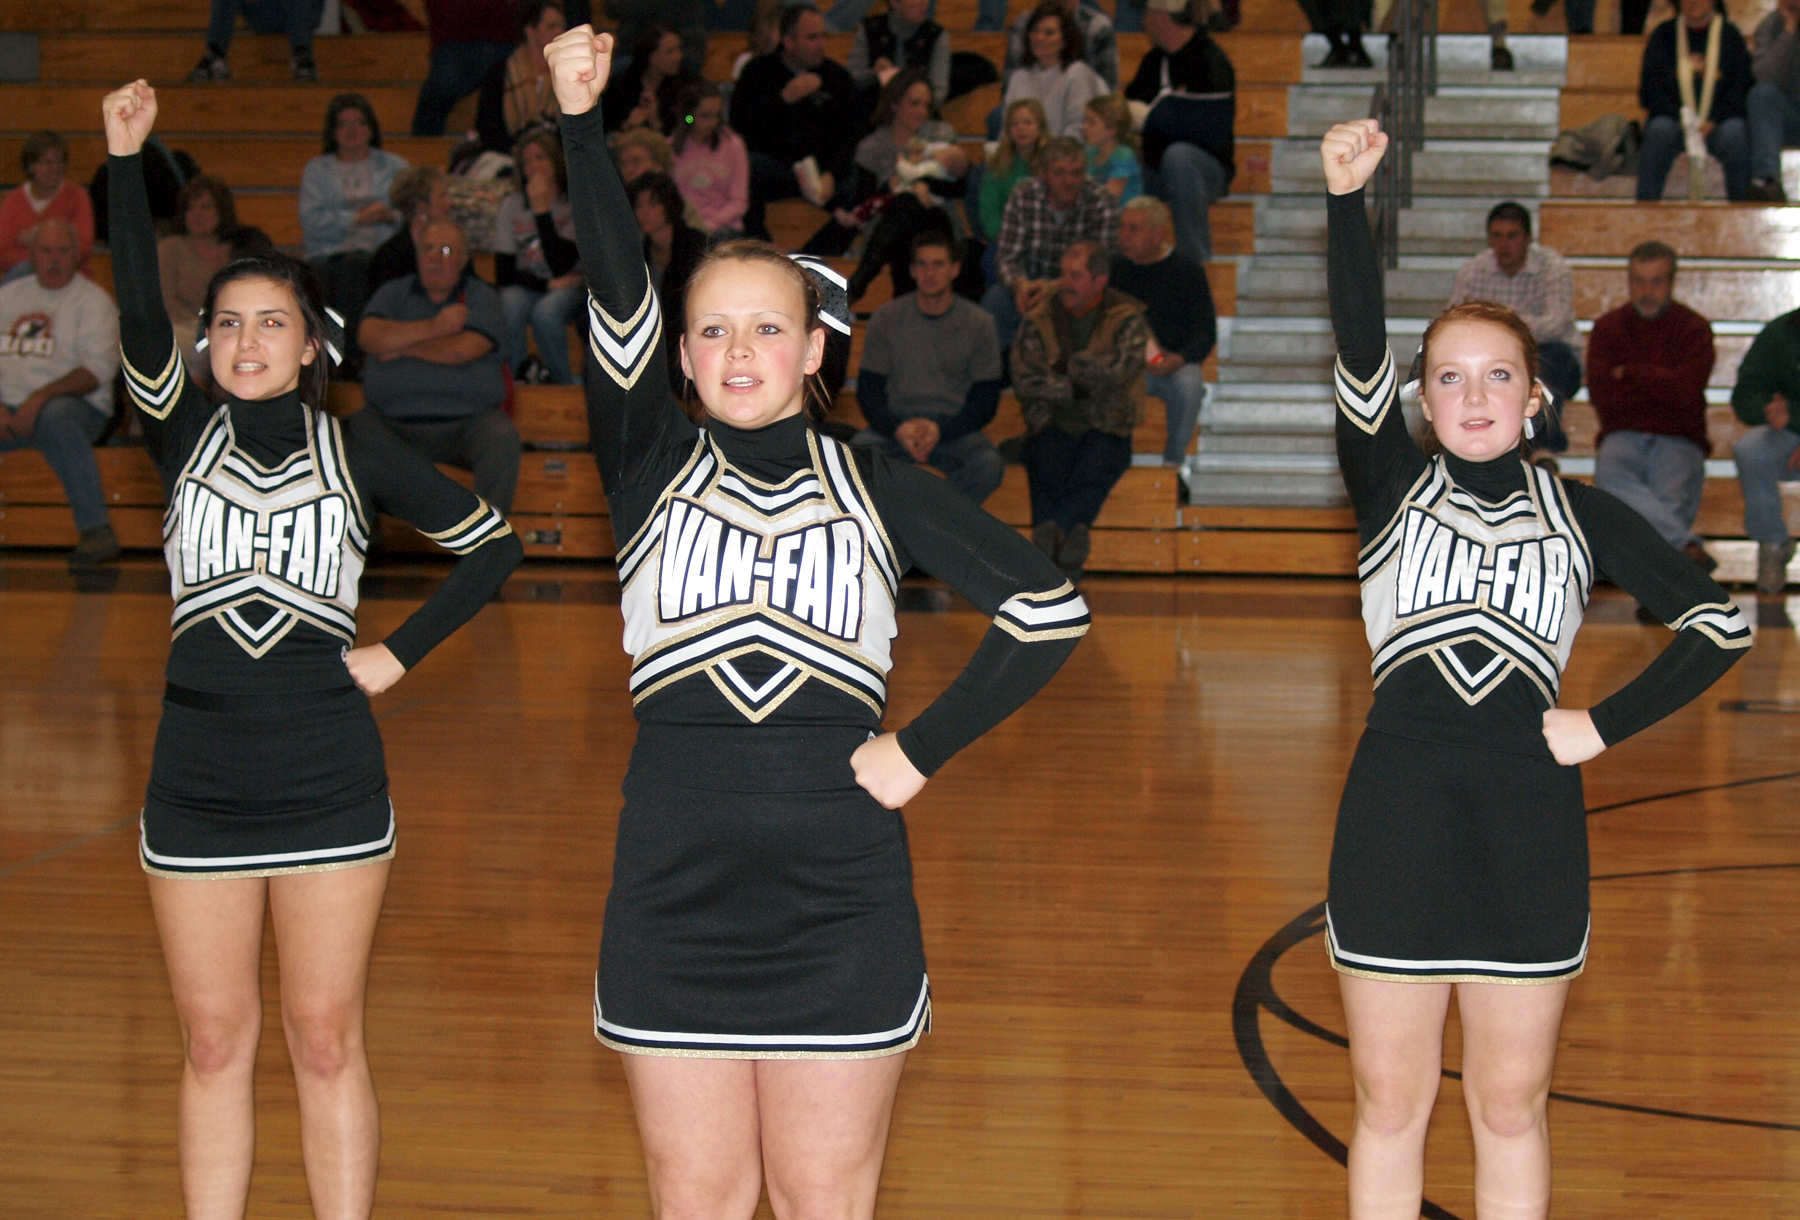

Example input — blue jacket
[299,147,409,259]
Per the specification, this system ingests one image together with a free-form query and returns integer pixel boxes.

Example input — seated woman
[158,175,241,382]
[299,93,408,351]
[1082,94,1142,204]
[1002,3,1109,140]
[627,171,707,383]
[670,81,750,237]
[494,132,583,385]
[601,22,698,134]
[611,127,711,232]
[0,131,95,283]
[366,165,450,294]
[495,0,568,148]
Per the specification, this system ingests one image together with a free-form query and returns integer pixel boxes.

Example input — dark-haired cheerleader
[103,81,520,1220]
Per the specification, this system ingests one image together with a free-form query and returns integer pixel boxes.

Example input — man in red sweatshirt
[1586,240,1717,584]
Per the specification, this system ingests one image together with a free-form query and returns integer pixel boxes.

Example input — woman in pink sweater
[1,131,95,279]
[669,81,748,236]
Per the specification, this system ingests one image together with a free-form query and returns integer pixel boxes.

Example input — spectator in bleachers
[1015,238,1147,581]
[978,99,1048,244]
[1585,241,1719,598]
[602,22,700,134]
[1637,0,1753,202]
[301,94,408,346]
[1729,306,1800,595]
[367,166,450,294]
[497,0,567,146]
[1746,0,1800,202]
[731,0,786,80]
[1004,1,1118,89]
[848,0,952,108]
[611,128,711,233]
[607,0,707,76]
[984,135,1120,356]
[159,176,240,382]
[1444,201,1576,449]
[630,172,707,384]
[1083,95,1142,203]
[730,5,864,241]
[1002,4,1111,140]
[1122,0,1235,265]
[854,231,1006,504]
[1110,196,1213,466]
[495,133,583,385]
[412,0,522,137]
[359,218,520,514]
[0,218,121,568]
[187,0,320,83]
[0,132,94,285]
[671,82,750,236]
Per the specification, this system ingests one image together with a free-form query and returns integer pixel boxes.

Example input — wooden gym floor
[2,556,1797,1218]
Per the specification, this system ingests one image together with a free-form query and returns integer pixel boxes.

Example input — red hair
[1421,301,1539,388]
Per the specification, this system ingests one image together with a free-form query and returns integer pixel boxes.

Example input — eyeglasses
[423,244,462,260]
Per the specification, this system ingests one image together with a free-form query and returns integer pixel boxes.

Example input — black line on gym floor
[1586,768,1800,815]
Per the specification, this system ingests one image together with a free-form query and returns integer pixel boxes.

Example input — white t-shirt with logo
[0,273,120,415]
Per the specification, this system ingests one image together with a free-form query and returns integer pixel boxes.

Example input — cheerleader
[1321,119,1750,1220]
[543,29,1089,1219]
[101,82,521,1220]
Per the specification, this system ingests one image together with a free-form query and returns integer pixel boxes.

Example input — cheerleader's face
[1421,319,1541,462]
[208,277,317,401]
[682,259,825,430]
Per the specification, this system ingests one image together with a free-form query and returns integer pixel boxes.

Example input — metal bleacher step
[1270,137,1551,197]
[1235,253,1461,317]
[1248,195,1547,256]
[1298,32,1568,88]
[1285,84,1561,141]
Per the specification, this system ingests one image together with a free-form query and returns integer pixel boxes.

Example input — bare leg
[268,861,391,1220]
[148,873,270,1220]
[621,1055,765,1220]
[757,1053,908,1220]
[1457,980,1569,1220]
[1339,974,1453,1220]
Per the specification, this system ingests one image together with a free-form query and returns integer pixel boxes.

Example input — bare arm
[358,306,464,356]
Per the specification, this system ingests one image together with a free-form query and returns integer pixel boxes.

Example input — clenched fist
[543,25,615,117]
[1320,118,1388,196]
[102,80,158,158]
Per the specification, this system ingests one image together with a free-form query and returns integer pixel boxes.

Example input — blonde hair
[609,127,675,175]
[684,240,832,423]
[1121,195,1172,234]
[991,98,1050,177]
[1084,94,1139,157]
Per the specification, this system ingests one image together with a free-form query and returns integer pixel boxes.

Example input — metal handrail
[1368,0,1437,269]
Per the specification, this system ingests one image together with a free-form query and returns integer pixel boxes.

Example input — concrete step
[1235,253,1459,316]
[1204,395,1336,434]
[1199,432,1338,454]
[1185,467,1352,507]
[1271,138,1551,197]
[1251,196,1545,256]
[1287,85,1561,141]
[1298,33,1567,88]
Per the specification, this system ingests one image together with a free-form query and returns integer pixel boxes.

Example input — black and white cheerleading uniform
[562,106,1090,1059]
[1324,188,1750,984]
[108,152,523,879]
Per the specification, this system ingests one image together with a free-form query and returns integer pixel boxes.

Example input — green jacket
[1730,307,1800,432]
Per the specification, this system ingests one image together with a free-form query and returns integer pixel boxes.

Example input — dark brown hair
[387,165,445,219]
[175,174,239,237]
[673,80,727,153]
[1024,3,1086,68]
[321,93,382,155]
[685,240,831,423]
[870,67,935,131]
[514,129,568,196]
[200,255,337,412]
[20,130,67,176]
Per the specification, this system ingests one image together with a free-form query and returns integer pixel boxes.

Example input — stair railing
[1368,0,1437,269]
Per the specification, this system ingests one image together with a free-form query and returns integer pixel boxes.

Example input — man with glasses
[358,218,521,515]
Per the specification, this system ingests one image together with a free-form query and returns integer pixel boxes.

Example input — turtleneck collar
[1442,447,1530,502]
[706,410,815,480]
[220,387,310,463]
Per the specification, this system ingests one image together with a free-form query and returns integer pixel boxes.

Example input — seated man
[1122,0,1236,265]
[367,165,451,295]
[983,136,1120,357]
[1585,241,1718,607]
[848,0,951,108]
[1108,196,1215,466]
[853,232,1005,504]
[358,218,520,515]
[1748,0,1800,202]
[728,4,863,241]
[1730,304,1800,596]
[0,218,121,568]
[1638,0,1754,202]
[1015,239,1149,582]
[1446,201,1577,449]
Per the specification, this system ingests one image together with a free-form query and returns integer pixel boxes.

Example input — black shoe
[69,523,121,569]
[1747,178,1789,203]
[1491,45,1514,71]
[1316,43,1350,68]
[1345,40,1373,68]
[186,49,231,81]
[1057,522,1090,583]
[292,46,318,82]
[1529,0,1555,14]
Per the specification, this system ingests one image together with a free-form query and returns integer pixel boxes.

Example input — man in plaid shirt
[1444,201,1579,451]
[982,137,1120,358]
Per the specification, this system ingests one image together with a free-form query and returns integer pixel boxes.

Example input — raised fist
[1320,118,1388,196]
[543,25,614,117]
[102,80,158,158]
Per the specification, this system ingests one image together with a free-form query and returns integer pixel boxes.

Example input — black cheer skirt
[1326,728,1589,984]
[595,723,930,1059]
[140,684,394,879]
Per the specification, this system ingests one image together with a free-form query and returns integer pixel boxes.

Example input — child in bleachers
[670,82,749,236]
[1082,95,1142,204]
[978,99,1048,241]
[0,132,94,285]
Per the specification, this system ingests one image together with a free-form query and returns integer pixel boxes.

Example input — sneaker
[1058,522,1091,583]
[1344,39,1373,68]
[1529,0,1555,13]
[1757,539,1796,596]
[1315,43,1350,68]
[186,49,231,82]
[1491,45,1514,71]
[1681,541,1719,574]
[1032,521,1061,563]
[69,523,121,569]
[1746,178,1788,203]
[291,46,318,82]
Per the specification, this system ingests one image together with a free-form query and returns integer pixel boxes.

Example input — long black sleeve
[535,209,581,277]
[934,378,1002,445]
[343,412,522,670]
[866,455,1089,776]
[1566,482,1751,745]
[563,104,698,543]
[857,369,899,436]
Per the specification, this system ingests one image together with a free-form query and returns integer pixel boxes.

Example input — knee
[1642,115,1681,146]
[1750,81,1783,118]
[1463,1074,1549,1141]
[475,410,523,457]
[181,1005,261,1079]
[282,1005,363,1082]
[1351,1063,1440,1139]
